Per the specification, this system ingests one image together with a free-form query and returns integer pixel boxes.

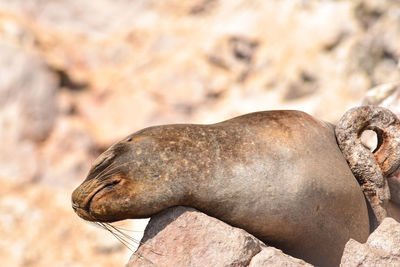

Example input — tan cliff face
[1,0,400,266]
[0,179,132,266]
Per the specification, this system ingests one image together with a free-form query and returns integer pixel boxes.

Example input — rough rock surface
[127,206,311,267]
[128,207,400,267]
[249,248,313,267]
[0,40,57,183]
[128,206,263,267]
[360,82,400,221]
[340,217,400,266]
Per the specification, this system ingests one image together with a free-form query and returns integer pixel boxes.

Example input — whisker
[95,168,124,183]
[84,156,167,264]
[106,223,164,256]
[89,221,109,231]
[98,171,123,183]
[106,225,144,233]
[82,215,159,264]
[89,215,161,262]
[82,219,137,252]
[92,160,119,181]
[97,158,140,179]
[83,213,136,252]
[99,223,155,264]
[105,223,141,244]
[94,159,117,177]
[98,222,136,252]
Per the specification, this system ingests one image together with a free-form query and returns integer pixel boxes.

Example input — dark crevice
[189,0,218,15]
[300,71,315,83]
[382,48,397,63]
[323,31,348,52]
[174,103,196,116]
[354,2,384,30]
[55,69,88,90]
[206,90,225,100]
[229,36,259,63]
[207,54,230,70]
[284,71,318,101]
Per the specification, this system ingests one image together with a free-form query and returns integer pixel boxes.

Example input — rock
[127,208,400,267]
[360,82,400,220]
[340,217,400,266]
[0,40,57,143]
[127,206,312,267]
[349,1,400,87]
[249,247,313,267]
[0,40,57,182]
[39,115,98,187]
[127,206,265,267]
[362,82,400,117]
[367,217,400,255]
[127,206,317,266]
[388,171,400,206]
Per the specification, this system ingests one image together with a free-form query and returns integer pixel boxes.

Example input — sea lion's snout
[71,182,96,221]
[71,144,129,221]
[72,132,193,222]
[71,200,78,211]
[71,199,91,220]
[71,202,92,221]
[71,172,125,222]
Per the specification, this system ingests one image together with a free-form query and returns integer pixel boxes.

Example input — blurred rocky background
[1,0,400,266]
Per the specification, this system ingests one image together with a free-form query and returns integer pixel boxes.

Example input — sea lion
[71,107,399,267]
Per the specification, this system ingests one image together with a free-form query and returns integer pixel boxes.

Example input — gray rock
[350,1,400,87]
[127,206,312,267]
[360,82,400,220]
[0,40,57,142]
[367,217,400,255]
[126,207,400,267]
[0,40,57,182]
[362,82,400,116]
[249,247,313,267]
[340,217,400,266]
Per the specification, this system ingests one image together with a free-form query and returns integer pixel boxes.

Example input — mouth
[72,179,121,221]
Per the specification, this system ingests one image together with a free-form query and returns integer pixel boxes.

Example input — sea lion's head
[71,133,186,222]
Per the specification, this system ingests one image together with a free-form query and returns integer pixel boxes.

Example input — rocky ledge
[127,206,400,267]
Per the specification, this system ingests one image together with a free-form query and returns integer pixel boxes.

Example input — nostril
[72,201,79,211]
